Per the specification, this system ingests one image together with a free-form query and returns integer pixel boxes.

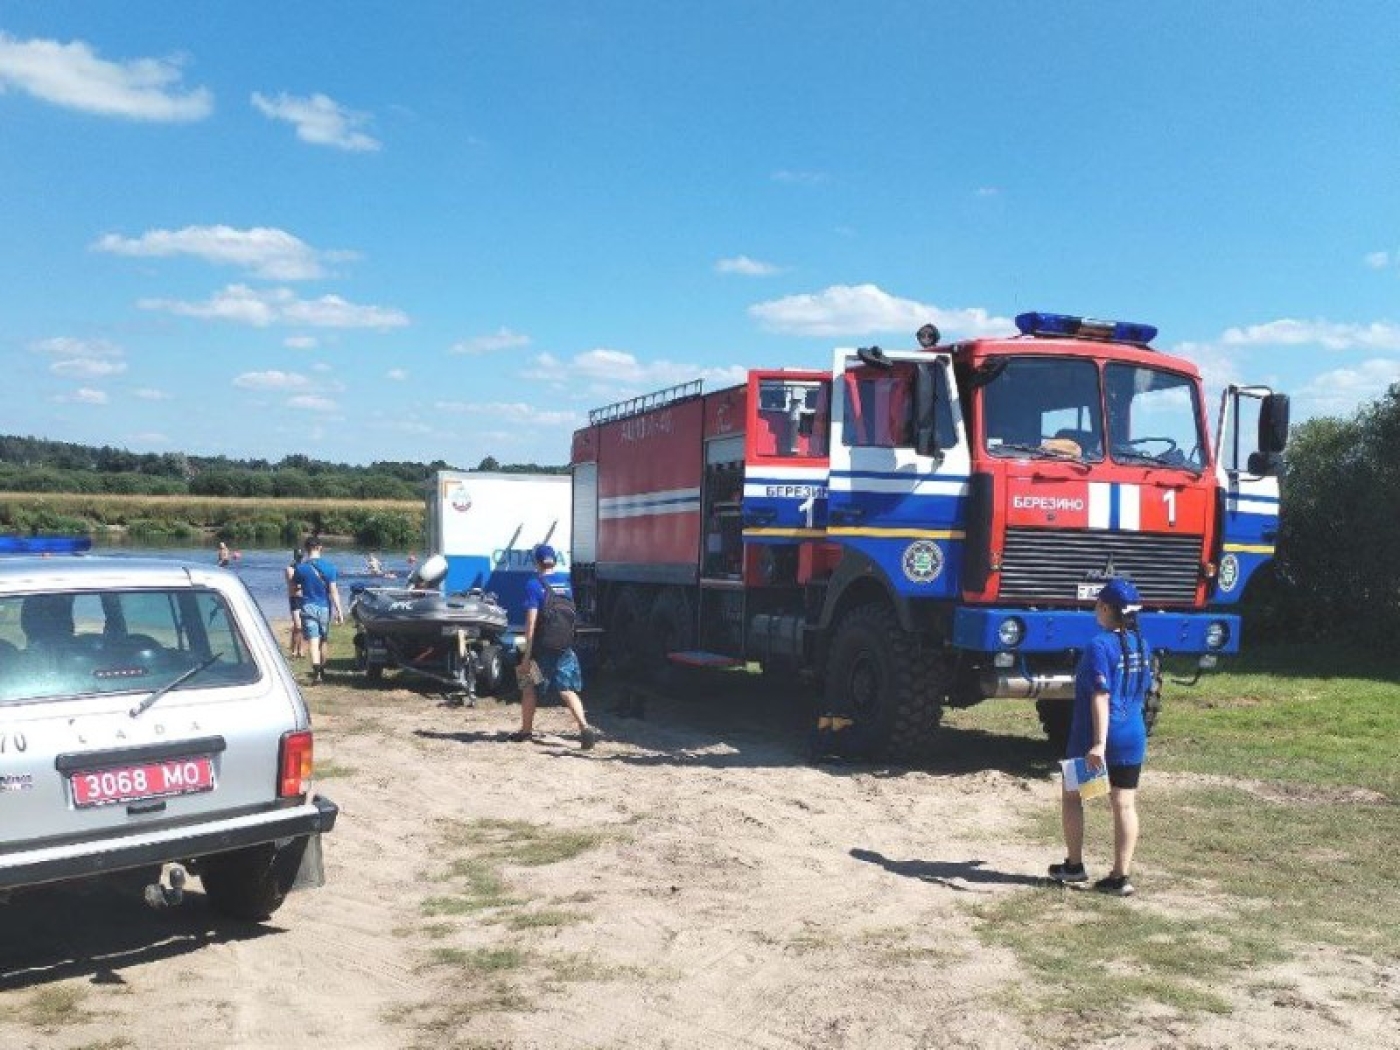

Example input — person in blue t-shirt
[509,544,601,750]
[292,536,343,685]
[1049,577,1152,897]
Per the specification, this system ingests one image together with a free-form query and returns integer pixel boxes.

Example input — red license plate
[71,756,215,808]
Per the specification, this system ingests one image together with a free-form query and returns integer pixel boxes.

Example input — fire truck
[568,311,1289,757]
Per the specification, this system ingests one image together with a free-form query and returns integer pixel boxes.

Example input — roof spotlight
[916,323,941,349]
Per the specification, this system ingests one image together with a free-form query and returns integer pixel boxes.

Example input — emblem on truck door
[902,540,944,584]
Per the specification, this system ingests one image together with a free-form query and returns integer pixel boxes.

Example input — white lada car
[0,539,337,920]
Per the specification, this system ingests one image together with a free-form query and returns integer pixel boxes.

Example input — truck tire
[824,603,944,761]
[1036,697,1072,755]
[605,587,647,676]
[199,844,287,921]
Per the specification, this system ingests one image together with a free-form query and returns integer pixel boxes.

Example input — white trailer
[425,471,572,634]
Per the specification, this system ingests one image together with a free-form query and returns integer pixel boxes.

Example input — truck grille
[998,528,1202,605]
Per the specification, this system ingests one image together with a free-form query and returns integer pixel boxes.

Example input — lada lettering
[1012,496,1085,512]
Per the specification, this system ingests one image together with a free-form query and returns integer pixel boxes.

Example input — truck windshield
[981,357,1104,461]
[0,588,259,705]
[1104,363,1206,472]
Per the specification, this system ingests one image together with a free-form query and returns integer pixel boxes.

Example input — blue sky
[2,2,1397,467]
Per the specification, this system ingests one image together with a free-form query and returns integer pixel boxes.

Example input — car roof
[0,555,230,593]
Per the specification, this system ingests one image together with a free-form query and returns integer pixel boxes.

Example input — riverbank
[0,491,423,548]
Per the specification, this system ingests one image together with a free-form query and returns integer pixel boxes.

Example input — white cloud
[975,187,1001,198]
[431,400,578,428]
[749,283,1012,339]
[450,327,531,355]
[386,368,407,381]
[51,357,127,379]
[0,32,212,121]
[139,283,409,330]
[519,348,747,391]
[1169,340,1243,402]
[30,336,122,358]
[1364,251,1391,270]
[93,225,355,280]
[1296,358,1400,415]
[31,336,127,381]
[54,387,109,405]
[133,388,170,401]
[287,394,338,412]
[251,91,380,152]
[285,335,320,349]
[233,370,311,391]
[1220,318,1400,352]
[716,255,782,277]
[771,170,827,185]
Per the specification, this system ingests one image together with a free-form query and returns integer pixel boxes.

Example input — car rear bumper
[0,794,338,892]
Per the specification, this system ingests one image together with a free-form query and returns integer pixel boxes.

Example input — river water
[88,542,417,625]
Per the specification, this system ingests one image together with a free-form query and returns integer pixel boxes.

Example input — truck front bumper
[952,607,1241,656]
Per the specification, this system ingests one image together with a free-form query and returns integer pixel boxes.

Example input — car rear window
[0,587,260,705]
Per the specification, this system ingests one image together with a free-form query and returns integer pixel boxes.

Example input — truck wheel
[200,844,287,921]
[824,603,944,761]
[606,587,647,676]
[1036,697,1072,754]
[1143,653,1164,735]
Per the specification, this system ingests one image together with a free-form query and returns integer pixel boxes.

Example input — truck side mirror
[1258,393,1290,454]
[914,363,941,460]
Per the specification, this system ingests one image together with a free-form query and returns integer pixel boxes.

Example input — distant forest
[0,435,565,502]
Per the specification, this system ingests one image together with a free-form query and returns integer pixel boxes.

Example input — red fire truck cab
[569,312,1288,757]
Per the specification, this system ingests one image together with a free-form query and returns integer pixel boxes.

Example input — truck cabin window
[755,379,829,458]
[981,357,1104,460]
[1104,364,1205,471]
[840,365,956,450]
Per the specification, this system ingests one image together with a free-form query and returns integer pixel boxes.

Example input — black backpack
[535,587,577,654]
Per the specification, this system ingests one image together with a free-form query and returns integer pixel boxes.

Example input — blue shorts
[301,603,330,640]
[534,648,583,696]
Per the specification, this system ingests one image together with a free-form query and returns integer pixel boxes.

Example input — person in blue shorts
[509,544,602,750]
[1050,577,1152,896]
[292,536,343,685]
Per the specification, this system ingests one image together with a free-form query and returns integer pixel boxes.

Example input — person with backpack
[509,544,601,749]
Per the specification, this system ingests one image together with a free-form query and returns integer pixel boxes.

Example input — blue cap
[532,544,557,565]
[1097,578,1142,613]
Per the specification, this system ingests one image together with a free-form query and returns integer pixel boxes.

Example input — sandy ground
[2,660,1395,1050]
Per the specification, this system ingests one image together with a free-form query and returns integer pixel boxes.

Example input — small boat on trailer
[349,555,512,702]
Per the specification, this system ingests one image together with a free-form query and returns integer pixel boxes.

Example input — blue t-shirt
[1067,629,1151,766]
[523,574,547,614]
[293,558,338,606]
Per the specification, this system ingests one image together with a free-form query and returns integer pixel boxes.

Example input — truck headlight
[997,617,1025,648]
[1204,621,1230,650]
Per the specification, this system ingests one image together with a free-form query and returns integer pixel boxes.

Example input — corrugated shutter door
[571,462,598,562]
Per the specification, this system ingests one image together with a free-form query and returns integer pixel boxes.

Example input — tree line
[0,436,565,502]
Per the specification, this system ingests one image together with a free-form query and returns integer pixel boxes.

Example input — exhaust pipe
[979,672,1075,701]
[143,863,188,909]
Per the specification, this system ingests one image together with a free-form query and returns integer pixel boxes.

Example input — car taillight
[278,730,314,798]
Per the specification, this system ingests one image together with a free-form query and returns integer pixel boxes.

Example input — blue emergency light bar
[0,536,92,555]
[1014,311,1158,347]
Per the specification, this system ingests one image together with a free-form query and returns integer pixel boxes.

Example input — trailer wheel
[353,633,384,682]
[1036,697,1072,754]
[824,603,944,761]
[476,644,505,695]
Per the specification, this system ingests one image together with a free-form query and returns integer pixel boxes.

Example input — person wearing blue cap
[1050,577,1152,896]
[509,544,602,749]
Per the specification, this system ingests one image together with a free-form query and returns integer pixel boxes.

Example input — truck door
[827,349,969,598]
[740,370,832,541]
[1212,385,1288,605]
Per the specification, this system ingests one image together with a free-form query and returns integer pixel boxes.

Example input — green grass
[5,985,94,1030]
[951,643,1400,1031]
